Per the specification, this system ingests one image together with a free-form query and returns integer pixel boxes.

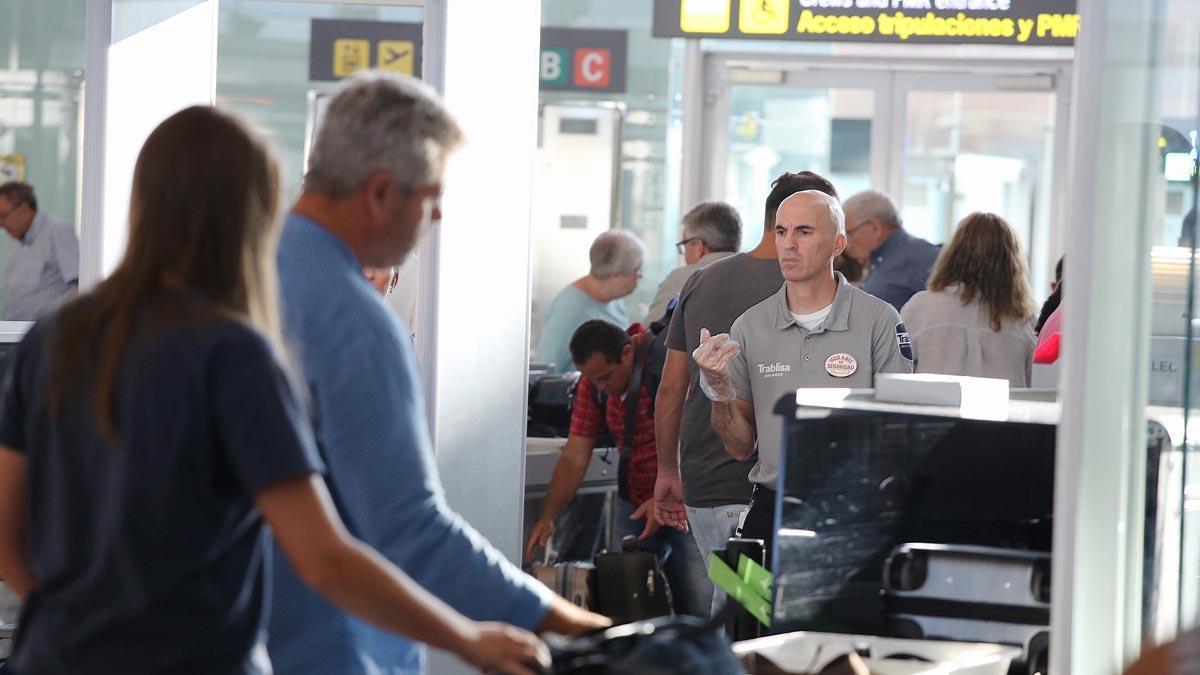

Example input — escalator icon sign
[739,0,789,34]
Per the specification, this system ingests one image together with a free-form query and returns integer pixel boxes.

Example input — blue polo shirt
[267,214,553,675]
[859,228,940,311]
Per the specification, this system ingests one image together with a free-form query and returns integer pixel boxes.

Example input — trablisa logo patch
[540,47,612,89]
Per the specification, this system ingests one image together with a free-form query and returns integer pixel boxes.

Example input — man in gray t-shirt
[655,173,839,612]
[693,190,912,569]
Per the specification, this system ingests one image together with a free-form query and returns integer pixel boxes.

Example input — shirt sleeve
[898,300,919,366]
[727,317,752,401]
[871,304,914,380]
[309,327,553,629]
[51,219,80,285]
[212,329,324,495]
[568,377,604,439]
[665,270,698,353]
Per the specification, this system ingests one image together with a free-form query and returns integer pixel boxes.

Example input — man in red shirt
[524,320,710,618]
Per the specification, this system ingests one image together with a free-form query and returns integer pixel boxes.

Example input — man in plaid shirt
[524,320,710,618]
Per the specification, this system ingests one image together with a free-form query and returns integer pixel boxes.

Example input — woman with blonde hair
[900,212,1037,387]
[0,107,546,674]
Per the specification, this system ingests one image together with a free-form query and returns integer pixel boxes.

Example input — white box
[733,631,1020,675]
[875,373,1009,409]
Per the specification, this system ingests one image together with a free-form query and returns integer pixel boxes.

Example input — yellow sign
[740,0,788,35]
[332,38,371,77]
[680,0,730,34]
[0,154,25,183]
[377,40,415,75]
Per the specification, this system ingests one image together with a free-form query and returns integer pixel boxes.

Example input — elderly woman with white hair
[535,230,645,373]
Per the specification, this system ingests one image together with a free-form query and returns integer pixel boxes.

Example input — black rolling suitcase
[590,536,673,624]
[882,543,1050,674]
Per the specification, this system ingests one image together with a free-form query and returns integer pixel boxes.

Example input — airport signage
[653,0,1079,47]
[540,28,628,94]
[309,19,422,82]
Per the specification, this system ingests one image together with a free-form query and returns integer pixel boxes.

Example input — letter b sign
[540,48,569,86]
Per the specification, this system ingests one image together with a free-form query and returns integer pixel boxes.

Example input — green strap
[708,553,773,628]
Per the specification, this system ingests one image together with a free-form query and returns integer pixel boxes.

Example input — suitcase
[882,543,1049,673]
[533,561,596,610]
[591,537,674,624]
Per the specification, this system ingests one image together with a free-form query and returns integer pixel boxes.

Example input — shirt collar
[698,251,734,265]
[872,227,910,262]
[19,211,46,246]
[772,272,853,332]
[284,211,360,270]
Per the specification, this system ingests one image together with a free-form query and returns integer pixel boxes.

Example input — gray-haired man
[643,202,741,325]
[843,189,939,311]
[536,229,645,373]
[269,72,608,675]
[694,190,912,569]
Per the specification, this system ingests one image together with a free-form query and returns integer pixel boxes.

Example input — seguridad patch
[825,353,857,378]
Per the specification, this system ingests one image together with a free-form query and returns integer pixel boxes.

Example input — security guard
[692,190,912,568]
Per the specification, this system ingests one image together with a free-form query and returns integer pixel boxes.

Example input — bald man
[692,190,912,567]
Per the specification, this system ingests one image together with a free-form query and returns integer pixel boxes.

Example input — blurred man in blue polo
[268,71,608,675]
[0,182,79,320]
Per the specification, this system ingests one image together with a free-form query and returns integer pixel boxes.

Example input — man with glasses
[0,182,79,320]
[643,202,741,325]
[843,189,939,311]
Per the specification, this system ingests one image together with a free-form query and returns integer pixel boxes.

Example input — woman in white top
[899,212,1037,387]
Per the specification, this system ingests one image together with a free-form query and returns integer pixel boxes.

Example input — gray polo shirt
[728,273,913,487]
[4,210,79,320]
[859,228,940,311]
[666,253,783,507]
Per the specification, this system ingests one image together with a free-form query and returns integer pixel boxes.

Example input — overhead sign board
[653,0,1079,47]
[310,19,422,82]
[540,28,628,94]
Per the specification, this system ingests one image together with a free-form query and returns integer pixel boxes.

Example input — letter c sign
[574,48,611,88]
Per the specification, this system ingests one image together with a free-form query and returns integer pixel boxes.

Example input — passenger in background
[833,250,865,285]
[654,171,838,612]
[525,320,710,619]
[0,182,79,320]
[843,189,939,310]
[901,212,1037,387]
[643,202,741,325]
[536,230,645,373]
[0,106,547,675]
[1034,256,1063,337]
[363,265,400,296]
[271,72,607,675]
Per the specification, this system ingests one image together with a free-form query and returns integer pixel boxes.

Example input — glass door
[706,67,890,249]
[888,71,1062,284]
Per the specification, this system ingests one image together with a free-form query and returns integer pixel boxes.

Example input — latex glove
[692,328,741,402]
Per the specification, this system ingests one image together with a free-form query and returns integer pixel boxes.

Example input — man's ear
[363,170,395,217]
[833,232,847,257]
[621,343,634,362]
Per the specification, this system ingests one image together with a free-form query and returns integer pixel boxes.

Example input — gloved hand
[692,328,741,403]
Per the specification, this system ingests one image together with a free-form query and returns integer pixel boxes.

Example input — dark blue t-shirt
[0,298,323,674]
